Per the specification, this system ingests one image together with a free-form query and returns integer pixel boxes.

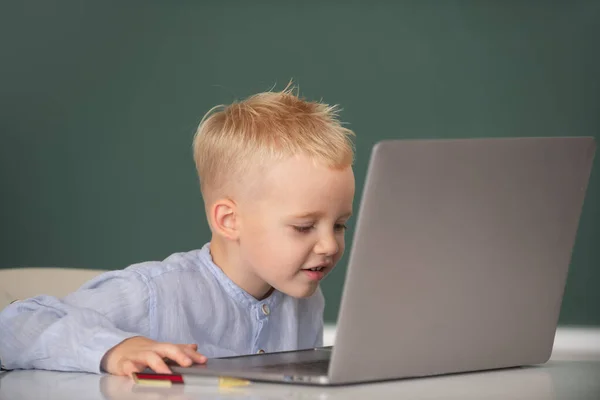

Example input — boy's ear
[210,198,240,240]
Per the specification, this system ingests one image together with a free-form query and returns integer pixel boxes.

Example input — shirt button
[261,303,270,316]
[257,349,265,354]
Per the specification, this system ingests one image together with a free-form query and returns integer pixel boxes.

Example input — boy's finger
[145,352,172,374]
[182,346,208,364]
[156,345,192,367]
[121,360,142,378]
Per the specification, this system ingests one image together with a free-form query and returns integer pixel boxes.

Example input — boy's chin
[281,283,319,299]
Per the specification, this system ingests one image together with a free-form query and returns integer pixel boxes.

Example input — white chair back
[0,268,105,311]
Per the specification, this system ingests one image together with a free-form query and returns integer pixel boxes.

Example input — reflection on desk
[1,361,599,400]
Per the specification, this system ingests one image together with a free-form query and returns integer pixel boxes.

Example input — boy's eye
[293,224,348,234]
[293,225,314,233]
[334,223,348,232]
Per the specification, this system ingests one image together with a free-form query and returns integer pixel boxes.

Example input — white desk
[1,327,599,400]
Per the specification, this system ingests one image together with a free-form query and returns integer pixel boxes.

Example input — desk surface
[2,327,599,400]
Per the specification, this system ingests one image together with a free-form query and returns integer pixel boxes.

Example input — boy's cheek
[334,243,346,263]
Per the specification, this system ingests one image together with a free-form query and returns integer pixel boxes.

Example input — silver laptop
[172,137,596,385]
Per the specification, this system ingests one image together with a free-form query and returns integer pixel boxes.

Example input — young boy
[0,87,356,377]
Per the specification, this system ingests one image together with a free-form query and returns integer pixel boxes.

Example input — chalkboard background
[1,1,598,324]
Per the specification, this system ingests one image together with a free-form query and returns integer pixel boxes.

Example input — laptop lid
[329,137,596,384]
[171,137,595,386]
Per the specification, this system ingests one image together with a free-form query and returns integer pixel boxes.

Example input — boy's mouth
[301,263,331,281]
[302,262,330,272]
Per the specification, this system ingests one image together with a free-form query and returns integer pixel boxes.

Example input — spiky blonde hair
[193,86,355,201]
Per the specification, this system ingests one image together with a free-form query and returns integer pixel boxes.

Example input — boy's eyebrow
[291,211,353,219]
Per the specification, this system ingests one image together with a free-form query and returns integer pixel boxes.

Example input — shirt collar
[197,243,282,310]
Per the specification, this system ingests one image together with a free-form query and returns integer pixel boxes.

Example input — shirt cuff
[79,328,140,374]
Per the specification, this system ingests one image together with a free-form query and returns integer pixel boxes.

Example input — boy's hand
[101,336,207,377]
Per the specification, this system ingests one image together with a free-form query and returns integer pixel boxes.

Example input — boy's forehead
[265,156,353,188]
[244,155,355,210]
[231,154,354,208]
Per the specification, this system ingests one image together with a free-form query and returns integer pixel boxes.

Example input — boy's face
[238,155,355,298]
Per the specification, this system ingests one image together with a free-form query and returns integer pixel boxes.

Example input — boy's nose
[314,233,339,256]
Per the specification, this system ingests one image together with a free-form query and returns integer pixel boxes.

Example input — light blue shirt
[0,243,324,373]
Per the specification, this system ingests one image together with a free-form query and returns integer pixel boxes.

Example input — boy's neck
[209,237,274,300]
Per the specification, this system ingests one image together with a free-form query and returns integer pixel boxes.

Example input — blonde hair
[193,86,355,200]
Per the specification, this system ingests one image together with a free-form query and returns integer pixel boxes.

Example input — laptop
[172,137,596,385]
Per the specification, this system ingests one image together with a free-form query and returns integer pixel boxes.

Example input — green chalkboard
[1,1,598,325]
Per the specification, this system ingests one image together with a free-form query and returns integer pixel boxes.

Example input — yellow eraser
[218,377,251,387]
[134,378,173,387]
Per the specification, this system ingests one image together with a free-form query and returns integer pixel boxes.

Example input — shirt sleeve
[0,269,153,373]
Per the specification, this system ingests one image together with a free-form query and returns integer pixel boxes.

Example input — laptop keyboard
[253,359,330,374]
